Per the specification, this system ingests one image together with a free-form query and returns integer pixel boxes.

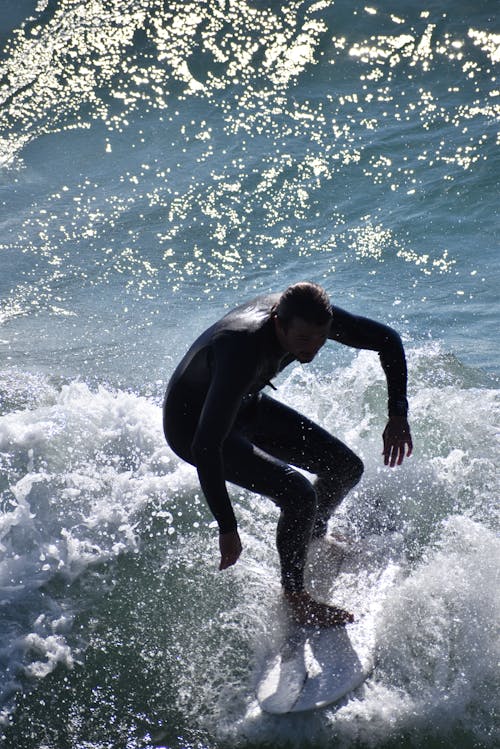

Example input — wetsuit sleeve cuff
[388,397,409,419]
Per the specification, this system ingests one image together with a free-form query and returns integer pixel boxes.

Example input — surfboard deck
[255,534,394,714]
[256,621,373,714]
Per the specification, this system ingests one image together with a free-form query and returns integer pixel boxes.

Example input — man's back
[165,292,287,398]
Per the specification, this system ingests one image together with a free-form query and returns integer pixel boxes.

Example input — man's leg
[222,431,317,594]
[245,394,364,539]
[223,432,353,626]
[164,390,317,592]
[232,395,362,625]
[166,394,358,625]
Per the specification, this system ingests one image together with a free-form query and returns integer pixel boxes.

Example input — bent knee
[351,454,364,485]
[336,452,364,492]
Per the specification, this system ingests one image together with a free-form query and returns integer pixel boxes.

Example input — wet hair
[275,282,332,329]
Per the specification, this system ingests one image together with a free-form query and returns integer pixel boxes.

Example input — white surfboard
[257,622,373,714]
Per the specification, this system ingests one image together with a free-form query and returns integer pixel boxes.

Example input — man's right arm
[190,334,254,534]
[328,305,409,418]
[329,305,413,466]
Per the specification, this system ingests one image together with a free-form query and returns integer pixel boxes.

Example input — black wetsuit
[163,293,408,591]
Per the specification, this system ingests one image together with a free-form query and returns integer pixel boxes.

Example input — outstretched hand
[219,529,242,570]
[383,416,413,467]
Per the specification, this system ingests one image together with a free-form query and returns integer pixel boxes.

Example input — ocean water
[0,1,498,747]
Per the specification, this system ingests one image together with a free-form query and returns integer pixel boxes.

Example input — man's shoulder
[215,292,280,334]
[224,292,280,320]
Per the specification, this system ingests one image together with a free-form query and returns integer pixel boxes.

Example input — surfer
[163,282,412,627]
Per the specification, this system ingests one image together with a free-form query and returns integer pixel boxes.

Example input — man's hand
[219,529,242,570]
[383,416,413,467]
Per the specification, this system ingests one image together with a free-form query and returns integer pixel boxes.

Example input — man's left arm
[329,306,413,467]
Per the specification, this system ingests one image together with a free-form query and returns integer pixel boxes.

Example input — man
[163,282,412,627]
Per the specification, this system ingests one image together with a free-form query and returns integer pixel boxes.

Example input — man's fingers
[383,438,412,467]
[406,436,413,457]
[219,555,233,570]
[218,530,242,570]
[383,439,397,465]
[220,554,239,570]
[396,441,405,466]
[219,544,242,570]
[382,434,391,464]
[383,419,413,467]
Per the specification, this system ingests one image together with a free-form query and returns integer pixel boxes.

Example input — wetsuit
[163,293,408,591]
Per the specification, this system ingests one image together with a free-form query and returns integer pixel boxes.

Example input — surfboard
[256,534,393,714]
[256,621,372,714]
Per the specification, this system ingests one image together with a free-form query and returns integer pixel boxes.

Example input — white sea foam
[0,339,497,747]
[149,347,499,747]
[215,515,499,748]
[0,378,186,716]
[0,0,498,744]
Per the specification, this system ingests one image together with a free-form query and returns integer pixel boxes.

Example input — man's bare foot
[284,590,354,628]
[328,530,352,545]
[312,530,353,547]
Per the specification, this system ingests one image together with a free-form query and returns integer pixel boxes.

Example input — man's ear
[273,314,290,348]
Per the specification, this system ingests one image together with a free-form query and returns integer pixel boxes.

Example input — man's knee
[327,451,363,495]
[349,453,364,487]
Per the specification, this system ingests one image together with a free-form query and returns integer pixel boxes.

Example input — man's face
[275,316,330,363]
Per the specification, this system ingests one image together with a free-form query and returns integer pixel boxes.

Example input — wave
[0,344,497,745]
[0,377,181,722]
[1,0,497,170]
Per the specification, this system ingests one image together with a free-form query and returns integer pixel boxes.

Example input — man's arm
[191,334,254,566]
[329,306,413,465]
